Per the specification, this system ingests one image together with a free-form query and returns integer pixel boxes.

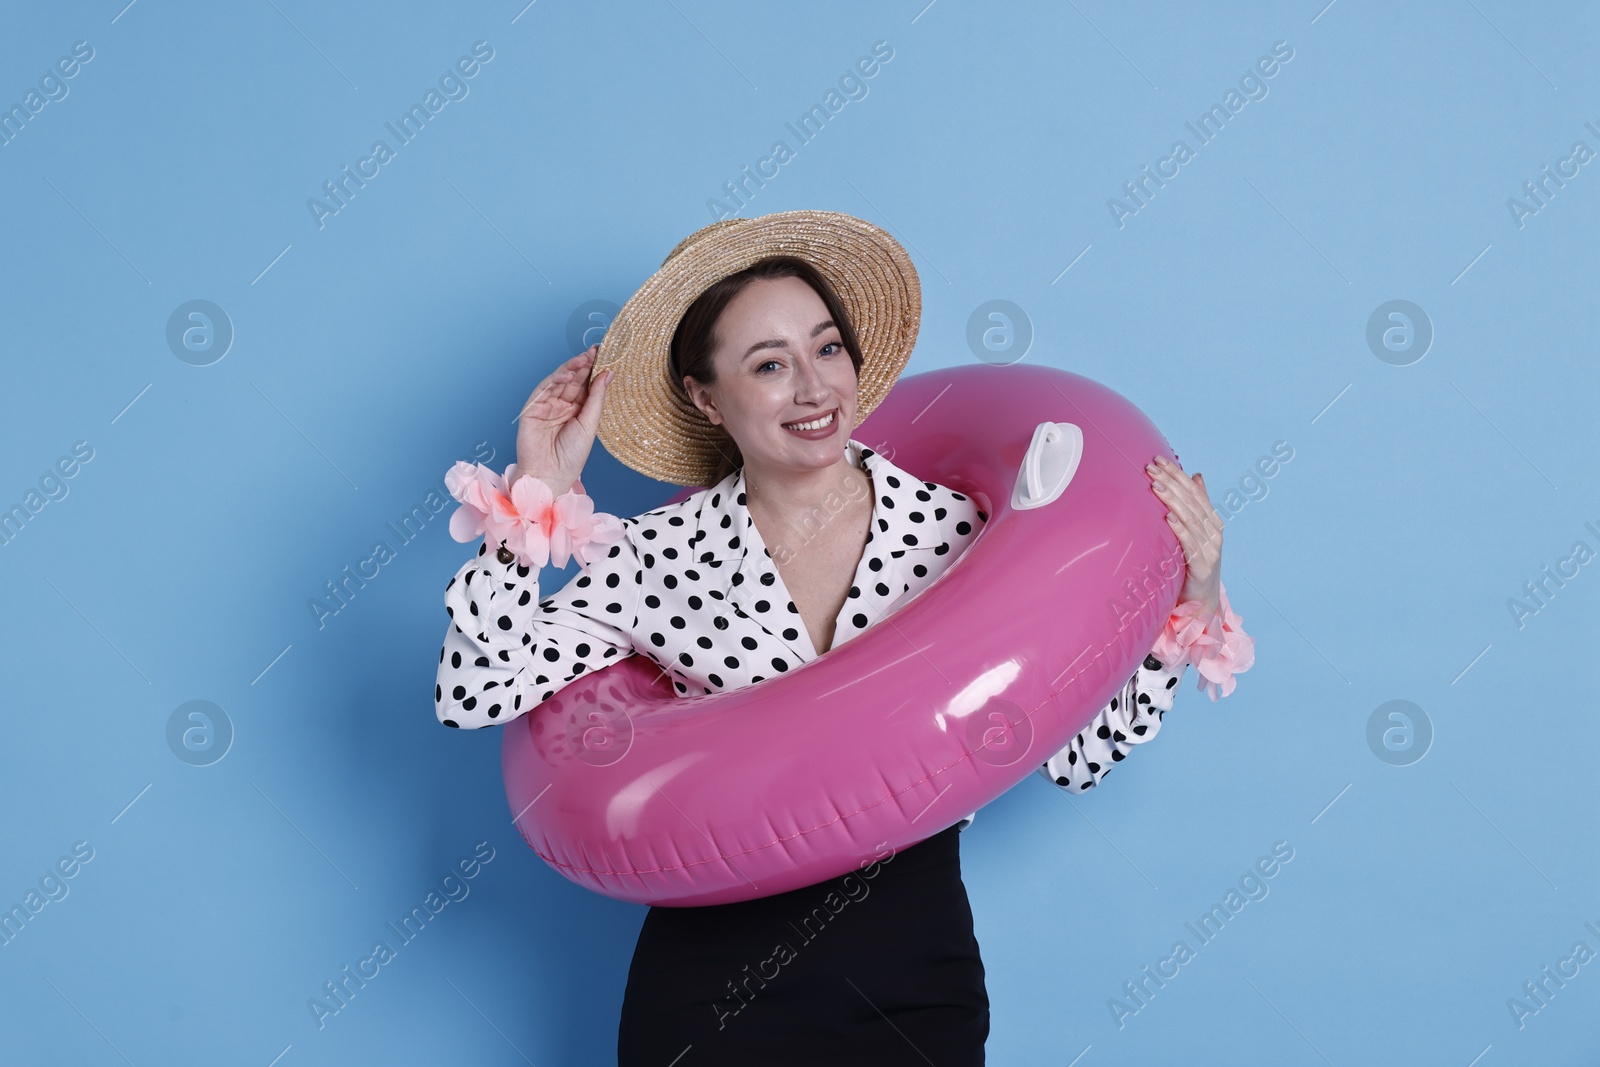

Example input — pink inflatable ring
[503,364,1186,906]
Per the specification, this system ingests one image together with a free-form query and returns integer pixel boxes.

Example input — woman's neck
[742,450,871,539]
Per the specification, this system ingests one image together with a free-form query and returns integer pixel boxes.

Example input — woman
[433,211,1252,1064]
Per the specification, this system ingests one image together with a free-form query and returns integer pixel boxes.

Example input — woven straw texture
[593,209,921,487]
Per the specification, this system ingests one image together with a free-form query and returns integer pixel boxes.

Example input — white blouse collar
[685,437,947,663]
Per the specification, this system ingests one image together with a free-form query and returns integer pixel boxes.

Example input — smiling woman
[670,255,867,492]
[434,210,1251,1063]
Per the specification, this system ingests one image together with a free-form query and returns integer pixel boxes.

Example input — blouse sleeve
[434,525,642,730]
[1035,650,1188,793]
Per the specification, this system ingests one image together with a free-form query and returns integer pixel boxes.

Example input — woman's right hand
[513,344,614,497]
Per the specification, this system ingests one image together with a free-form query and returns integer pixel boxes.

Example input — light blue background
[2,1,1597,1064]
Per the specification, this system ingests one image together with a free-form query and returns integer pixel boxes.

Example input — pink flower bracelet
[1149,582,1255,701]
[443,460,625,572]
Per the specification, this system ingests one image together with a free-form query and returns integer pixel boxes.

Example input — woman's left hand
[1146,455,1223,615]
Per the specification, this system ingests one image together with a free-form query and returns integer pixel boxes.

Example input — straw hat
[592,209,921,487]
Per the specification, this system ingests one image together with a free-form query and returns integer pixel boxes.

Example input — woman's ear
[683,375,721,427]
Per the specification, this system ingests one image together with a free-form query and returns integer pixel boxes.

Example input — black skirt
[616,822,989,1066]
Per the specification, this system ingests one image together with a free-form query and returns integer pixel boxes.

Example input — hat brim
[593,210,921,487]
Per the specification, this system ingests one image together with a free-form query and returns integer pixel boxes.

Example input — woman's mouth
[781,408,838,438]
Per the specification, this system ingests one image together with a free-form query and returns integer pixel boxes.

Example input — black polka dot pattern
[435,432,1194,821]
[1033,653,1189,794]
[434,529,644,730]
[434,437,996,732]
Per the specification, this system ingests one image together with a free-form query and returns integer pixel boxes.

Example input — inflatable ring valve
[1013,420,1083,511]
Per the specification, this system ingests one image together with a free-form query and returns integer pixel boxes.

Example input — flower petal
[448,503,487,543]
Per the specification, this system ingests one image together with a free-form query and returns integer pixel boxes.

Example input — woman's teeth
[783,411,835,431]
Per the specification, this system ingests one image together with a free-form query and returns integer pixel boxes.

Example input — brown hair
[669,255,865,486]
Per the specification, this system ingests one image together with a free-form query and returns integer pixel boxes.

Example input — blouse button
[496,544,515,565]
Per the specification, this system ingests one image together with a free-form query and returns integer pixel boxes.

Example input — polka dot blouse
[434,437,1190,829]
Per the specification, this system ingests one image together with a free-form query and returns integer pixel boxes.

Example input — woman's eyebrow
[741,320,838,362]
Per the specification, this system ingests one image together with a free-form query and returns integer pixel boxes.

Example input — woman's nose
[793,358,829,399]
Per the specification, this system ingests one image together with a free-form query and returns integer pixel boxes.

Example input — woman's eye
[757,343,838,372]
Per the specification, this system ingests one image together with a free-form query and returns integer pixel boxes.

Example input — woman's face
[684,275,859,476]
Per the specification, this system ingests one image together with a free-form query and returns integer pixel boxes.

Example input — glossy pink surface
[502,364,1185,906]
